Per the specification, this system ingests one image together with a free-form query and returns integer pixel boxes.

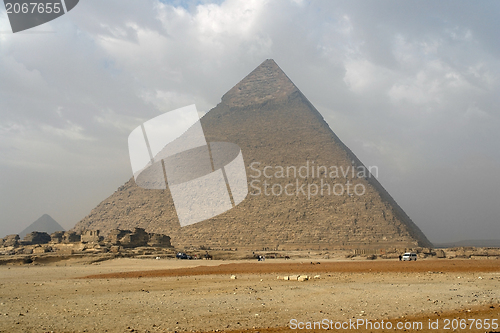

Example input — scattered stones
[280,275,310,281]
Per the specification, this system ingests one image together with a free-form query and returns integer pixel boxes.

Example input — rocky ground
[0,256,499,333]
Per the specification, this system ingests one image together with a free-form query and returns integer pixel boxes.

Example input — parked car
[402,252,417,261]
[176,252,192,260]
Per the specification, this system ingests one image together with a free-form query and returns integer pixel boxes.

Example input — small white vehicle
[402,252,417,261]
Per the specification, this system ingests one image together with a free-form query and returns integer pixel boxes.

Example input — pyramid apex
[262,58,277,64]
[221,59,298,108]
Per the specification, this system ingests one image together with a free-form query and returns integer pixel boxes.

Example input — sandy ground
[0,257,499,333]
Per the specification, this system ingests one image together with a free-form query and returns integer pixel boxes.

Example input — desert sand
[1,257,499,333]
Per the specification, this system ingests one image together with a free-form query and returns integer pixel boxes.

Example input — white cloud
[194,0,266,37]
[343,58,395,93]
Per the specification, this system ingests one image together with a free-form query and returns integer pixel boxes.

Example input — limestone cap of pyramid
[221,59,299,108]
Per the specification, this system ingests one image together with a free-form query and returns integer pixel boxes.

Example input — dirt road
[82,259,500,279]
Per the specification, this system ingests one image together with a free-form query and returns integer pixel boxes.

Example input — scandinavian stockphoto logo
[248,161,378,199]
[128,105,248,227]
[3,0,79,33]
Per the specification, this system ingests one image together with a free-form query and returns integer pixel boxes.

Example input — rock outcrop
[50,231,65,243]
[81,230,101,243]
[148,233,172,247]
[1,228,172,251]
[2,234,19,247]
[119,228,149,248]
[62,231,81,243]
[102,228,172,248]
[106,229,133,245]
[22,231,51,245]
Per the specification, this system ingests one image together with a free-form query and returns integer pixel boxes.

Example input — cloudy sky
[1,0,499,243]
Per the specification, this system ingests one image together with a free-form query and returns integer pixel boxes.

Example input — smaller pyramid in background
[19,214,65,239]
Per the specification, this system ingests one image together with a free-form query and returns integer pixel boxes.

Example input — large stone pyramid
[73,59,431,250]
